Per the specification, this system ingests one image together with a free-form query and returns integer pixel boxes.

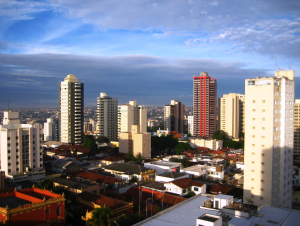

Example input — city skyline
[0,1,299,108]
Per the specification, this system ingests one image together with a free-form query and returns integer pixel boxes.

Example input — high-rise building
[243,70,295,208]
[294,99,300,156]
[97,93,118,141]
[0,111,45,182]
[44,118,59,141]
[164,100,185,133]
[59,74,84,144]
[119,125,151,159]
[193,72,217,137]
[188,115,194,136]
[118,100,147,135]
[219,93,245,139]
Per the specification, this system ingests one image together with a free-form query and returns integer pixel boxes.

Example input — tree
[83,135,98,151]
[186,191,196,198]
[212,130,229,141]
[36,179,53,190]
[86,205,113,226]
[97,136,110,144]
[129,176,138,183]
[125,151,135,162]
[174,142,191,155]
[136,153,144,162]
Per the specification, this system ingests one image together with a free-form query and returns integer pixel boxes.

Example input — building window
[17,168,19,171]
[16,162,19,165]
[40,164,43,167]
[8,163,10,166]
[252,152,255,155]
[253,100,256,103]
[262,127,265,130]
[7,137,10,140]
[16,149,18,152]
[7,144,10,147]
[252,127,255,129]
[8,150,10,153]
[194,187,199,191]
[33,141,35,144]
[16,143,18,146]
[261,180,264,182]
[57,206,61,216]
[262,100,265,103]
[261,171,264,173]
[182,189,186,193]
[262,109,265,112]
[252,144,255,146]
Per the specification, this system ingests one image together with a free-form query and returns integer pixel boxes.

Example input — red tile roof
[168,178,204,189]
[210,184,234,194]
[76,171,121,183]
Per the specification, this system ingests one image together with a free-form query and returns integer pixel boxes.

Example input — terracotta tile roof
[184,150,200,155]
[210,184,234,194]
[76,171,121,183]
[77,192,130,210]
[196,147,210,151]
[168,178,204,189]
[101,156,124,162]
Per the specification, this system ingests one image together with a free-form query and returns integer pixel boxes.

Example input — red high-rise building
[193,72,217,137]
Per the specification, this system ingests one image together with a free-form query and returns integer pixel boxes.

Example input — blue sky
[0,0,299,108]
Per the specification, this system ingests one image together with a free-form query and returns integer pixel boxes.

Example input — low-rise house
[0,187,65,226]
[164,178,206,196]
[100,156,125,166]
[51,159,83,173]
[79,192,133,222]
[53,178,101,194]
[104,163,156,182]
[144,161,181,175]
[156,172,189,182]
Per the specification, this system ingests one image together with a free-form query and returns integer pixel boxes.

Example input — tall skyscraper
[193,72,217,137]
[118,100,147,135]
[243,70,295,208]
[294,99,300,155]
[44,118,59,141]
[59,74,84,144]
[0,111,45,182]
[97,93,118,141]
[219,93,245,139]
[164,100,185,133]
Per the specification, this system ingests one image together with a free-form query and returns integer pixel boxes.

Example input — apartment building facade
[164,100,185,133]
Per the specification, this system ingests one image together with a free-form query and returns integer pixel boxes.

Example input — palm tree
[86,205,113,226]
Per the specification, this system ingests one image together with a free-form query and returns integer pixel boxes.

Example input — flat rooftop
[198,214,220,222]
[0,196,31,209]
[223,202,257,213]
[146,161,181,167]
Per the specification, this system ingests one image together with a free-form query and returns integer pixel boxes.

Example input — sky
[0,0,299,108]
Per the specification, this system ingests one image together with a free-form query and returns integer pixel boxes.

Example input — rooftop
[223,202,257,213]
[167,178,204,189]
[53,178,95,189]
[158,172,187,179]
[198,214,220,222]
[105,163,154,175]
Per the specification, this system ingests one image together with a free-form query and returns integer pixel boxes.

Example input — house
[104,163,156,182]
[164,178,206,196]
[51,159,83,173]
[0,187,65,226]
[156,172,189,182]
[53,178,101,194]
[79,192,133,222]
[100,156,125,166]
[144,161,181,175]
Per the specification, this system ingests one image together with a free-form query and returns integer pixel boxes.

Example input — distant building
[193,72,217,137]
[119,125,151,159]
[0,111,45,182]
[294,99,300,156]
[164,100,185,133]
[188,115,193,135]
[118,100,147,136]
[189,137,223,150]
[97,92,118,141]
[244,70,294,208]
[219,93,245,139]
[0,187,65,226]
[59,74,84,144]
[44,118,59,141]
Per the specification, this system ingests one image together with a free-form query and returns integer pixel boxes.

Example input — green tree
[212,130,229,141]
[186,191,196,198]
[97,136,110,144]
[136,153,144,162]
[125,151,135,162]
[86,205,113,226]
[36,179,53,190]
[83,135,98,151]
[129,176,138,183]
[174,142,191,155]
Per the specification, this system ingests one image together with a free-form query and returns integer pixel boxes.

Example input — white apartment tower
[97,93,118,141]
[243,70,295,208]
[0,111,45,182]
[219,93,245,139]
[294,99,300,155]
[44,118,59,141]
[59,74,84,144]
[164,100,185,133]
[118,100,147,135]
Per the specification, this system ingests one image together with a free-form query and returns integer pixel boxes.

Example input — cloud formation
[0,53,272,108]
